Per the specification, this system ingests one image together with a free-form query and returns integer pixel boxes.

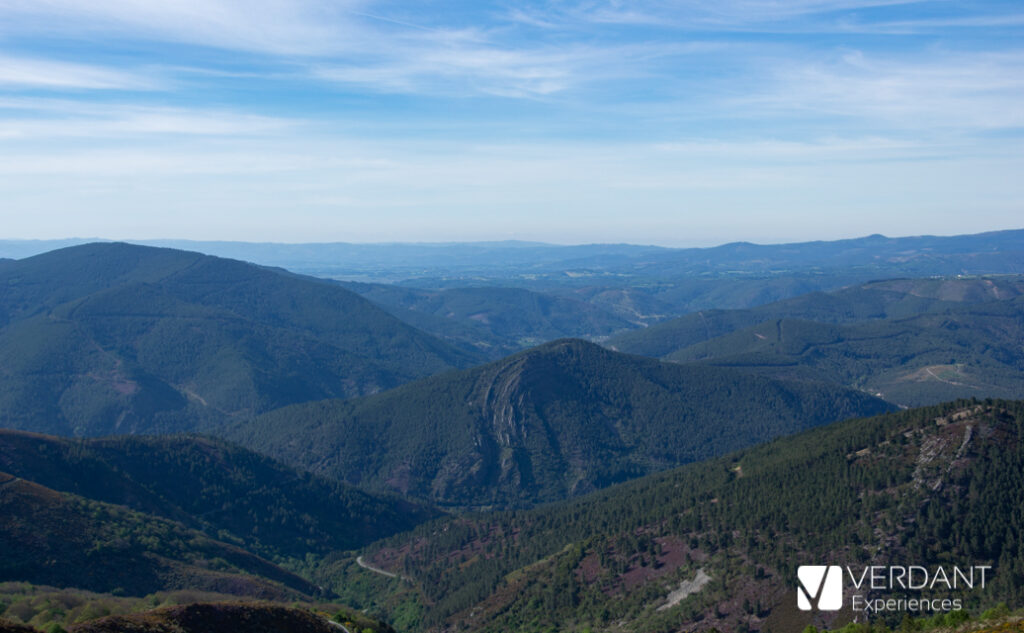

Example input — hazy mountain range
[2,232,1023,633]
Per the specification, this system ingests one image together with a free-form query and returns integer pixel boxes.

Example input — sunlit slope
[332,400,1024,633]
[0,242,481,435]
[241,339,892,509]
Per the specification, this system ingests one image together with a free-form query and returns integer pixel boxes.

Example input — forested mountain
[237,339,891,509]
[608,276,1024,358]
[325,400,1024,633]
[0,431,437,560]
[0,472,318,599]
[0,243,480,436]
[660,298,1024,407]
[341,282,636,358]
[2,238,1022,633]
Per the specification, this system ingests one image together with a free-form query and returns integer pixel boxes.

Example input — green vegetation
[607,278,1024,407]
[0,431,438,560]
[238,339,891,509]
[609,275,1024,358]
[0,474,317,599]
[0,242,481,436]
[2,241,1024,633]
[0,585,395,633]
[324,400,1024,632]
[663,300,1024,406]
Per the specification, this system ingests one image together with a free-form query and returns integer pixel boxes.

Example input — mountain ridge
[237,338,893,509]
[0,242,482,436]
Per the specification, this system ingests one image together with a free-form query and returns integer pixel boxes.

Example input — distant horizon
[2,226,1023,252]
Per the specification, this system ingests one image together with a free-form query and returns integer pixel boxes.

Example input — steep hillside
[239,339,892,509]
[0,431,437,560]
[0,473,317,599]
[609,275,1024,358]
[0,243,480,436]
[328,400,1024,633]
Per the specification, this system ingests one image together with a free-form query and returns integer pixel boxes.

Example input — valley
[1,232,1023,633]
[4,0,1022,629]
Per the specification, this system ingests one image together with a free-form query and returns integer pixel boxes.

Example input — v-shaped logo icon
[797,566,843,611]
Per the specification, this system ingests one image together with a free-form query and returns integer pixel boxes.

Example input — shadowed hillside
[0,431,438,560]
[0,473,317,599]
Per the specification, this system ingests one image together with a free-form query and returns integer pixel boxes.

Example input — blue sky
[0,1,1021,246]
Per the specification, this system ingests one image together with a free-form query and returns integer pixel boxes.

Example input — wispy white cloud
[0,55,159,90]
[742,49,1024,131]
[0,0,1021,243]
[0,0,373,56]
[314,45,580,97]
[0,1,711,99]
[838,13,1024,34]
[313,39,726,98]
[505,0,930,30]
[0,98,297,139]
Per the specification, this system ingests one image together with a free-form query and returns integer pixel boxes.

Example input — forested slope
[239,339,892,509]
[0,243,480,436]
[0,431,438,560]
[327,400,1024,633]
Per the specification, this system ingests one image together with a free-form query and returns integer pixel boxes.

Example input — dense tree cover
[0,431,437,560]
[0,474,318,599]
[608,276,1024,358]
[661,298,1024,406]
[238,339,891,509]
[0,243,481,436]
[326,400,1024,633]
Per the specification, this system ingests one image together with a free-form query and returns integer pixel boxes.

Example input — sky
[0,0,1021,246]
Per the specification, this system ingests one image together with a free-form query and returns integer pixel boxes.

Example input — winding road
[356,555,412,582]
